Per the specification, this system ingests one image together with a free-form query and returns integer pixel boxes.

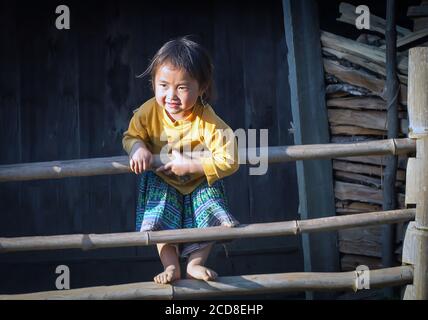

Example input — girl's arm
[199,125,240,185]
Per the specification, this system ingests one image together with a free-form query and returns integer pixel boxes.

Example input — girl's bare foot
[186,264,218,281]
[154,265,180,284]
[221,221,238,227]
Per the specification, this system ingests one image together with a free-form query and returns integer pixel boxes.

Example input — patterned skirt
[136,171,239,258]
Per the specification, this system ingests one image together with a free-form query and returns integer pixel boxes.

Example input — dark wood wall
[0,0,302,296]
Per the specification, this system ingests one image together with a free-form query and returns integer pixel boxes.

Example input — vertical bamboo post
[408,47,428,300]
[382,0,399,300]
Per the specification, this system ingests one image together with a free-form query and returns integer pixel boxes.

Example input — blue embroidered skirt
[136,171,239,257]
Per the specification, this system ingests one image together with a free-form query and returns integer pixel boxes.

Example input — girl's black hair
[139,36,216,104]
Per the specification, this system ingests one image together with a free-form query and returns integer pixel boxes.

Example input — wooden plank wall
[0,0,303,296]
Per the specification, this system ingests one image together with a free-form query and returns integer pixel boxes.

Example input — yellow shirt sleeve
[122,107,150,155]
[199,111,240,185]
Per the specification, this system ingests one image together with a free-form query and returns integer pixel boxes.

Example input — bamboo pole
[408,47,428,300]
[0,209,415,253]
[0,138,416,183]
[382,0,399,299]
[0,266,413,300]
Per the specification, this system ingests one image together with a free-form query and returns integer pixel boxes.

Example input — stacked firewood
[322,2,428,272]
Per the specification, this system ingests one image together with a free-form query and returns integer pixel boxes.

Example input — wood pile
[321,2,428,272]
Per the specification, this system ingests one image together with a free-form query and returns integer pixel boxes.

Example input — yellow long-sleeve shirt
[122,97,239,195]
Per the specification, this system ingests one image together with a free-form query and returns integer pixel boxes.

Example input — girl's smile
[154,63,202,121]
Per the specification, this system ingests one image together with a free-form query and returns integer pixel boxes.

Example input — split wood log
[339,226,382,257]
[340,226,404,259]
[321,31,409,75]
[334,181,405,207]
[328,109,409,134]
[335,170,387,189]
[340,254,383,271]
[323,59,407,105]
[333,160,406,181]
[328,109,388,130]
[337,2,412,37]
[326,83,370,96]
[336,201,381,214]
[332,136,378,143]
[0,266,414,300]
[330,125,385,136]
[0,209,415,253]
[322,47,408,84]
[334,155,408,169]
[327,97,388,111]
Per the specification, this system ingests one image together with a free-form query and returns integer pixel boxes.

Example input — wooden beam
[0,209,415,253]
[0,266,414,300]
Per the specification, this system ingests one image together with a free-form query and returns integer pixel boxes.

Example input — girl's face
[154,63,202,120]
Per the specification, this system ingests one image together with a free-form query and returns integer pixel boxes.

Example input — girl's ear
[199,82,208,96]
[198,87,205,97]
[199,93,208,107]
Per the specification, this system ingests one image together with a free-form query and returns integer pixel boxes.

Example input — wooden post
[407,47,428,300]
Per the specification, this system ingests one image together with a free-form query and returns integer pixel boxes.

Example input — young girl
[122,37,240,284]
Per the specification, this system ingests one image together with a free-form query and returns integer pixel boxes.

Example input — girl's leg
[186,242,217,281]
[154,243,181,284]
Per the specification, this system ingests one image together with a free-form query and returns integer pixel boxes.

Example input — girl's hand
[129,142,153,174]
[156,150,202,177]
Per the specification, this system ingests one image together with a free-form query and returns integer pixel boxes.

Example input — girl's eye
[159,83,167,88]
[178,86,187,90]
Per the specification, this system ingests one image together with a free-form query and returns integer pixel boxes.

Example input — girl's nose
[166,89,177,100]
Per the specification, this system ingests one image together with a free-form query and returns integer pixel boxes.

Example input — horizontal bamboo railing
[0,266,413,300]
[0,138,416,182]
[0,138,418,299]
[0,209,415,253]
